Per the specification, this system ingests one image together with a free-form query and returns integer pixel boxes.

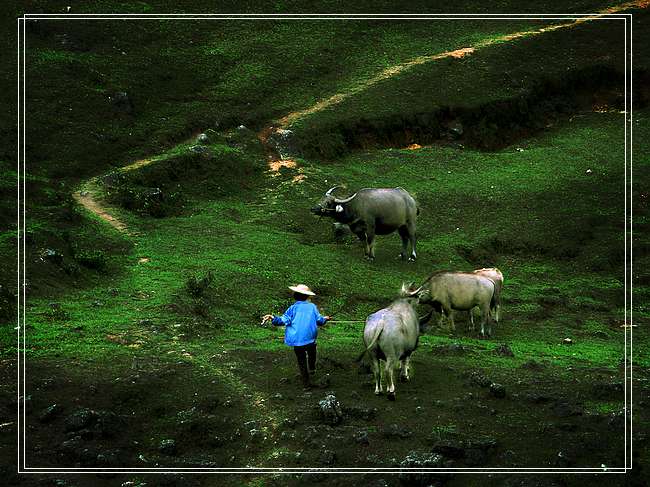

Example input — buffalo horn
[325,186,343,197]
[334,192,357,204]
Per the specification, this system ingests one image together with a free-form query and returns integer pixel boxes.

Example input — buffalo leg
[385,358,396,400]
[366,227,376,260]
[408,225,417,261]
[372,358,382,395]
[439,302,455,331]
[398,227,410,260]
[479,303,491,337]
[399,356,411,382]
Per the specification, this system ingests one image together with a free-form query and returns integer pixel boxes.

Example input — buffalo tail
[354,326,383,363]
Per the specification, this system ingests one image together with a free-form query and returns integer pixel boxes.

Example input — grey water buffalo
[472,268,504,325]
[357,284,432,400]
[407,271,496,337]
[311,186,419,261]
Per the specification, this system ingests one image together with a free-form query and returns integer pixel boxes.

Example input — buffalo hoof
[399,375,410,383]
[375,390,382,396]
[387,392,396,401]
[408,257,416,263]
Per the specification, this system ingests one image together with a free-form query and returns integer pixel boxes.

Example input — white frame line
[16,11,634,475]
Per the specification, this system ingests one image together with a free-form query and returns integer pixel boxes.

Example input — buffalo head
[310,186,357,216]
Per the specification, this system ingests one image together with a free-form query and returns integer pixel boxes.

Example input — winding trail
[74,1,646,233]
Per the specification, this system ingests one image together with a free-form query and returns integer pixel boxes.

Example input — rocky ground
[2,343,648,487]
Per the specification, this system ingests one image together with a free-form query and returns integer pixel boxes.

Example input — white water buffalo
[311,186,419,261]
[357,285,432,400]
[472,268,504,325]
[407,271,496,337]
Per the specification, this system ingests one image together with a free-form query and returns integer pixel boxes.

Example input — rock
[64,408,98,432]
[354,430,370,445]
[470,371,492,388]
[398,451,446,485]
[196,133,210,145]
[159,439,177,455]
[281,417,298,429]
[493,343,514,357]
[318,394,343,425]
[38,404,61,422]
[448,119,464,137]
[42,248,63,265]
[382,423,413,439]
[489,383,506,398]
[248,428,265,443]
[267,128,298,159]
[189,145,212,158]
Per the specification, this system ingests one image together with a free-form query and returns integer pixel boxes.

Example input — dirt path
[74,1,646,232]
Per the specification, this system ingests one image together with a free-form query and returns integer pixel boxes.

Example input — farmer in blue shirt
[262,284,331,390]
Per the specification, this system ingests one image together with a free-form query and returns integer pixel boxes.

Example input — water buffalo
[472,268,504,325]
[311,186,419,261]
[357,284,432,400]
[407,271,496,337]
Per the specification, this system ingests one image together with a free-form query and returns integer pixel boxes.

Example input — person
[262,284,331,390]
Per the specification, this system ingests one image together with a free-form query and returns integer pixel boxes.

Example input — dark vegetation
[1,1,649,486]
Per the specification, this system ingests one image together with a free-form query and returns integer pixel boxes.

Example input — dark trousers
[293,342,317,387]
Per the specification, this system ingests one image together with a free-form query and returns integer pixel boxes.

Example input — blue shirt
[272,301,327,347]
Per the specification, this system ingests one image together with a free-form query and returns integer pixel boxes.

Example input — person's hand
[261,314,273,326]
[324,316,332,322]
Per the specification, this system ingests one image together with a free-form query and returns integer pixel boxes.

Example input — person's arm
[314,306,331,326]
[271,305,295,326]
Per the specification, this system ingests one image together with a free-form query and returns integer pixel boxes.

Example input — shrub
[185,271,214,298]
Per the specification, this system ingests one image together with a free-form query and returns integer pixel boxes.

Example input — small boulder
[489,383,506,398]
[399,451,446,485]
[159,439,177,456]
[38,404,61,423]
[318,394,343,425]
[493,343,514,357]
[64,408,97,432]
[354,430,370,445]
[196,133,210,145]
[470,371,491,388]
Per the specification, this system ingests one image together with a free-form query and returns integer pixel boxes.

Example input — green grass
[13,110,648,375]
